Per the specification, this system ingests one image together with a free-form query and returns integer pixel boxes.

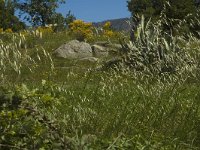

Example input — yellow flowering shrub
[69,20,94,41]
[5,28,13,33]
[103,21,112,30]
[102,22,115,38]
[103,30,115,38]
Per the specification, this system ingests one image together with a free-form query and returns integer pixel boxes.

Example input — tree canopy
[127,0,198,20]
[18,0,66,26]
[0,0,25,31]
[127,0,200,38]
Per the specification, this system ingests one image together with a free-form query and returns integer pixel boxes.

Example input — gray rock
[54,40,93,59]
[91,44,109,58]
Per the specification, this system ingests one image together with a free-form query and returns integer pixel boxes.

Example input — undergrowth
[0,14,200,149]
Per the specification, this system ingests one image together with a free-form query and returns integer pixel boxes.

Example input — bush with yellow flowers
[103,30,115,38]
[103,21,112,31]
[102,21,115,38]
[69,20,94,41]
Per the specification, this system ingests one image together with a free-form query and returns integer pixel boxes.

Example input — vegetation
[0,14,200,149]
[68,20,122,42]
[127,0,198,20]
[0,0,25,31]
[68,20,94,42]
[0,1,200,150]
[127,0,200,39]
[17,0,65,26]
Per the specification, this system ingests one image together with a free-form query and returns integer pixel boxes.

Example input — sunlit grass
[0,15,200,149]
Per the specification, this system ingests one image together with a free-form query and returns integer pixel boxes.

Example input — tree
[0,0,25,31]
[127,0,199,39]
[18,0,65,26]
[65,11,76,27]
[49,10,76,31]
[50,13,66,31]
[127,0,197,20]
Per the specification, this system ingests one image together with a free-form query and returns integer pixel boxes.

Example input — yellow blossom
[69,20,94,41]
[103,21,112,30]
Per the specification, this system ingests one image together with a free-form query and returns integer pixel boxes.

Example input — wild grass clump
[118,15,200,78]
[0,32,54,84]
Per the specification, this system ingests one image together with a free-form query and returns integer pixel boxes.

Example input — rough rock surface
[91,44,108,58]
[53,40,93,59]
[54,40,123,62]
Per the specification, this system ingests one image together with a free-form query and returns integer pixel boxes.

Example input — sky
[57,0,131,22]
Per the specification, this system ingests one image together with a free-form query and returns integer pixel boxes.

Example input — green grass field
[1,18,200,149]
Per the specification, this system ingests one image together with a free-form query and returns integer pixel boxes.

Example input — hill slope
[93,18,132,31]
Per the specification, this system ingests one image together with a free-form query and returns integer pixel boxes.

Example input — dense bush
[102,22,116,39]
[0,83,71,149]
[69,20,94,42]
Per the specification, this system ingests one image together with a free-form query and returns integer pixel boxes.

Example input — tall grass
[0,14,200,149]
[0,31,54,84]
[119,15,200,77]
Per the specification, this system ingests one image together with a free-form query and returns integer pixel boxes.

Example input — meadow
[0,16,200,149]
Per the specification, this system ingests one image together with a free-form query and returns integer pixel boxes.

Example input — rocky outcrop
[54,40,123,61]
[53,40,93,59]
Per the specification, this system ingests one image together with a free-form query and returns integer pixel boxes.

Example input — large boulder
[53,40,93,59]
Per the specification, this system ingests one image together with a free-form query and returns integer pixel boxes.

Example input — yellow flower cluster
[103,30,115,37]
[69,20,94,41]
[102,22,115,38]
[37,26,53,34]
[103,21,112,30]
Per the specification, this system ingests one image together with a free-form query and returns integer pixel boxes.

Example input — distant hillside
[93,18,132,32]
